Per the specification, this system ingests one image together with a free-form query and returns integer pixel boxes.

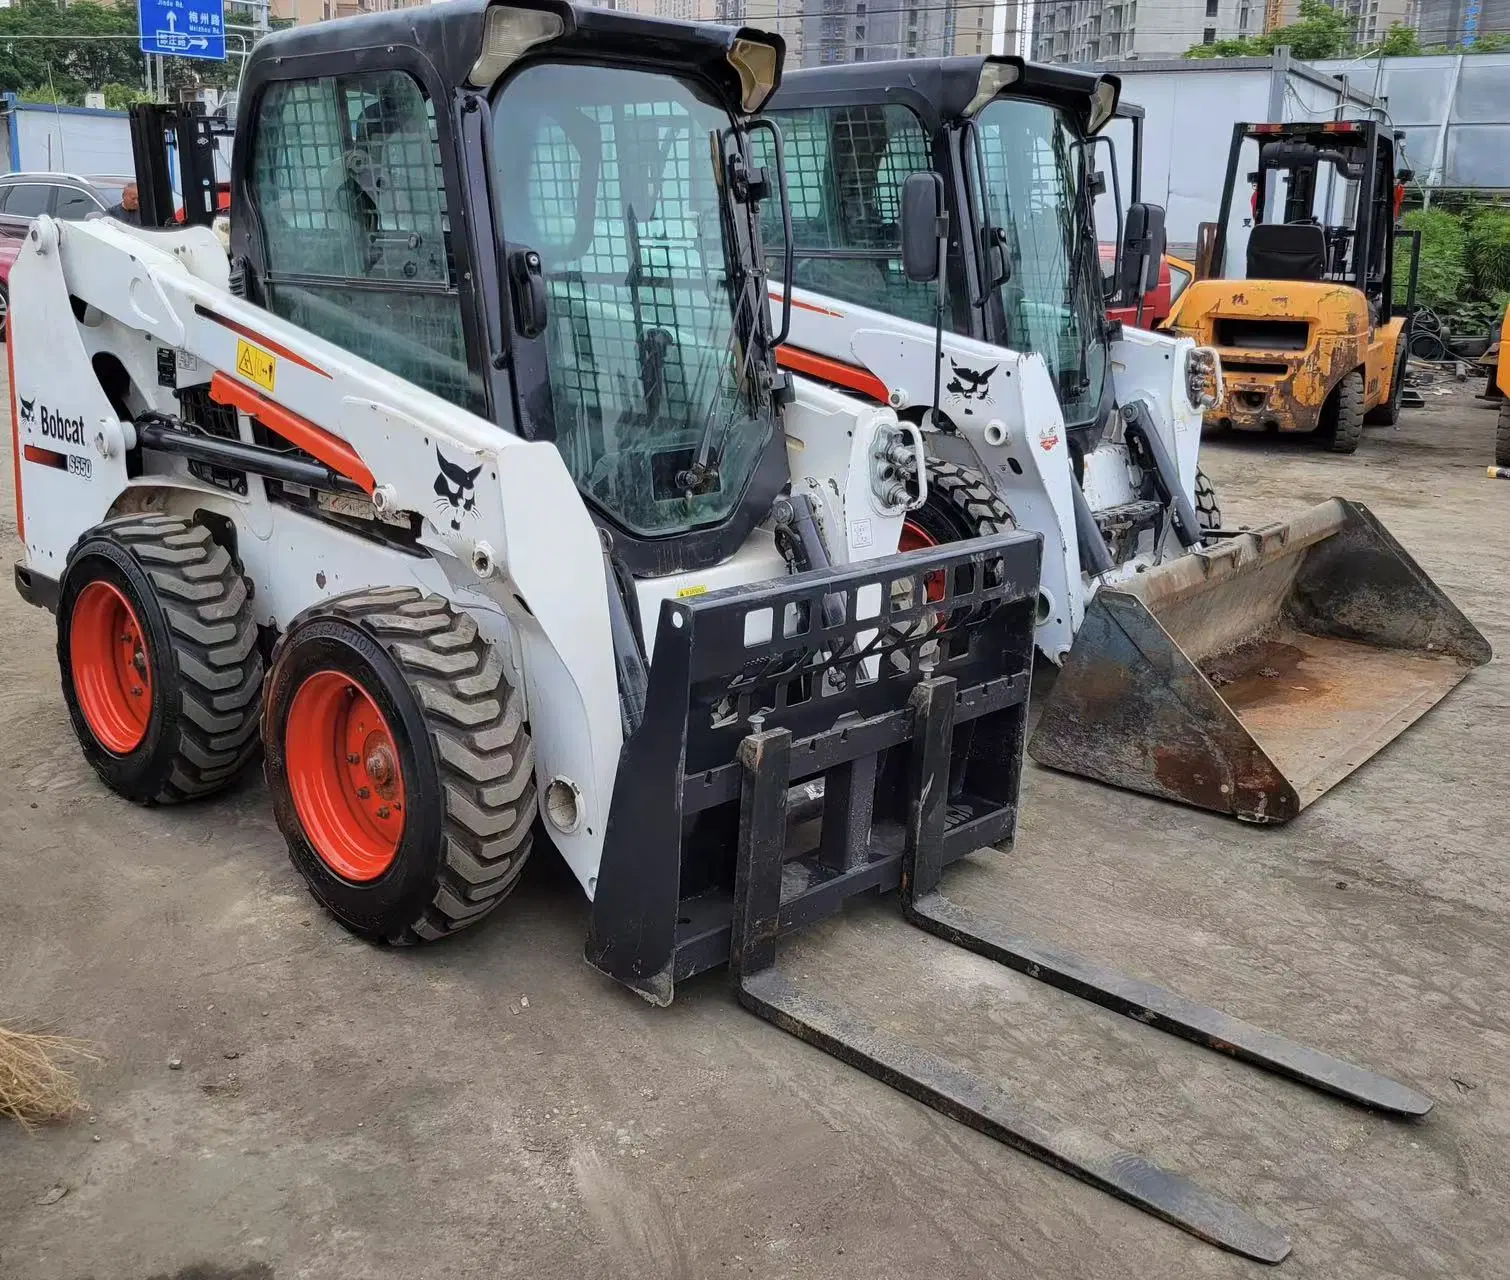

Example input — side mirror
[901,171,945,284]
[1119,201,1167,299]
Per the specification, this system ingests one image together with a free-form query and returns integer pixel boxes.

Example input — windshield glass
[972,98,1107,428]
[492,63,773,540]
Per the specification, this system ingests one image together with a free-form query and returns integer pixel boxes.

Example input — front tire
[263,587,537,945]
[58,514,263,804]
[1194,468,1222,534]
[1365,345,1408,426]
[1497,401,1510,469]
[1322,370,1366,454]
[902,459,1015,548]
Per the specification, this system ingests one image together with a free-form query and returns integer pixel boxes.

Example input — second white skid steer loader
[760,55,1489,823]
[8,1,1436,1260]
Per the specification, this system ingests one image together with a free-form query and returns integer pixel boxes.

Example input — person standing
[105,181,141,225]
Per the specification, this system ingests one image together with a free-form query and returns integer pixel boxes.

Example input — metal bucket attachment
[1030,499,1491,822]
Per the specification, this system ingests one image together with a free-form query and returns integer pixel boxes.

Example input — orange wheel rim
[71,580,153,754]
[899,518,947,603]
[285,670,406,882]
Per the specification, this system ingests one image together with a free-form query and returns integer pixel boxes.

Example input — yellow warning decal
[675,585,707,598]
[235,339,276,394]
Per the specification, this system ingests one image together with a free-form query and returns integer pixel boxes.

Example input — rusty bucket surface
[1029,499,1491,823]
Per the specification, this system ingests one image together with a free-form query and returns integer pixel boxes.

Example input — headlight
[1087,77,1118,135]
[1185,346,1221,412]
[727,37,781,113]
[964,58,1022,117]
[469,5,565,88]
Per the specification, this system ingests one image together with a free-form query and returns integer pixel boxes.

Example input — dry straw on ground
[0,1025,98,1129]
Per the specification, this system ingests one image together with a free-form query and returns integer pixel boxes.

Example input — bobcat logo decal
[944,362,997,416]
[19,396,35,424]
[433,448,482,532]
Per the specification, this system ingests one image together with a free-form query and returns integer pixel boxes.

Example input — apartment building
[270,0,423,24]
[1263,0,1415,43]
[1411,0,1510,42]
[725,0,1015,67]
[1032,0,1268,60]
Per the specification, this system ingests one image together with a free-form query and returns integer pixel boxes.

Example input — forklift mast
[128,102,233,230]
[1209,119,1414,309]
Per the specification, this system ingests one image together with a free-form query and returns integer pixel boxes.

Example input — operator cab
[1206,120,1412,321]
[761,56,1140,457]
[230,0,789,576]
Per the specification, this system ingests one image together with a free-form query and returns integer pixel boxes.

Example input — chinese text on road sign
[139,0,226,61]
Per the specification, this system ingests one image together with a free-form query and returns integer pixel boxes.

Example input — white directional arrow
[188,36,208,47]
[165,10,177,30]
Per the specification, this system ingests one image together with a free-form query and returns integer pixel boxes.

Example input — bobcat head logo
[945,362,997,409]
[19,396,35,424]
[433,448,482,532]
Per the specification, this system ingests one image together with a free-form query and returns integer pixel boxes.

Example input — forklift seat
[1246,223,1327,282]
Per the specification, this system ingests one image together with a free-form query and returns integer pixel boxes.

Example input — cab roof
[244,0,781,117]
[769,55,1117,133]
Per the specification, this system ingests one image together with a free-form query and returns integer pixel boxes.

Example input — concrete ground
[2,374,1508,1280]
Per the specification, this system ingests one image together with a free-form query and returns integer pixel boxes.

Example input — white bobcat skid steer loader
[8,3,1432,1258]
[761,55,1489,822]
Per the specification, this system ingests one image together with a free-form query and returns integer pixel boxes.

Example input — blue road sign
[139,0,226,61]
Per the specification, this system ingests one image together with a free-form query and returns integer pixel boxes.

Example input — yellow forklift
[1171,120,1419,453]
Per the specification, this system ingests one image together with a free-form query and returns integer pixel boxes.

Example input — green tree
[1379,21,1421,55]
[1184,0,1357,59]
[0,0,240,107]
[1402,207,1468,308]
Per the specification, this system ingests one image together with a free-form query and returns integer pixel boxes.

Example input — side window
[4,184,55,218]
[250,71,481,412]
[55,187,102,220]
[758,105,937,325]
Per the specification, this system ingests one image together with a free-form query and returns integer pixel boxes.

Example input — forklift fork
[730,670,1432,1260]
[729,698,1292,1263]
[900,679,1431,1118]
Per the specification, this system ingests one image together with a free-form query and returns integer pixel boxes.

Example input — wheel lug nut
[376,805,391,819]
[131,686,143,696]
[346,753,360,765]
[356,786,371,800]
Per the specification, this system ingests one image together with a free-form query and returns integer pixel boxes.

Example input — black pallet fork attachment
[586,534,1424,1262]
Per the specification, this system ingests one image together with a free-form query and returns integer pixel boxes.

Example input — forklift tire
[1322,370,1366,455]
[1194,468,1222,533]
[57,514,264,804]
[263,587,537,945]
[1365,347,1409,426]
[1497,402,1510,469]
[901,459,1016,548]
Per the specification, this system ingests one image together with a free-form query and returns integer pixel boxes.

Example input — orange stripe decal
[210,371,375,494]
[769,291,846,319]
[196,306,331,379]
[776,344,889,403]
[23,444,68,470]
[7,314,21,541]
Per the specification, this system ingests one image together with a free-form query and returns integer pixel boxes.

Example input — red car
[0,229,21,342]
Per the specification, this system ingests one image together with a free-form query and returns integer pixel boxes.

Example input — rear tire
[0,281,10,344]
[1497,401,1510,469]
[1364,346,1408,426]
[1194,468,1222,534]
[1322,370,1366,454]
[57,514,263,804]
[263,587,537,945]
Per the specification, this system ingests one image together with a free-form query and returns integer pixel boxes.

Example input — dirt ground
[2,374,1508,1280]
